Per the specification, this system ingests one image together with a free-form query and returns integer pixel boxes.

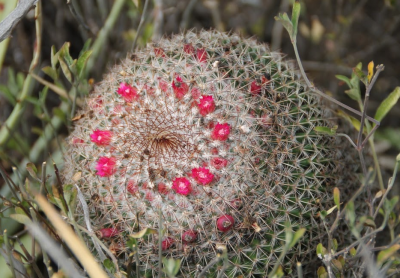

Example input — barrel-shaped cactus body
[63,30,357,277]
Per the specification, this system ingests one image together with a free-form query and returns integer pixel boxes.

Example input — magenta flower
[183,43,195,54]
[250,80,261,95]
[161,237,175,250]
[117,82,139,102]
[216,215,235,232]
[196,48,208,63]
[172,177,192,195]
[191,167,214,185]
[182,230,197,243]
[172,75,189,100]
[90,130,113,146]
[211,123,230,141]
[98,228,119,238]
[197,95,215,116]
[95,156,117,177]
[211,157,228,169]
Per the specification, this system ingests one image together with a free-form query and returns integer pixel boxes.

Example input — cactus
[62,30,358,277]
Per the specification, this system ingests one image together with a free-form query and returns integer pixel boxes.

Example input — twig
[0,0,38,42]
[132,0,150,51]
[14,236,45,278]
[66,0,92,34]
[292,41,380,130]
[180,0,197,30]
[152,0,163,41]
[86,0,126,76]
[0,0,42,146]
[3,230,17,278]
[357,65,385,150]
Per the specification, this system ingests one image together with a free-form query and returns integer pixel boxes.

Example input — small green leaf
[335,75,351,89]
[363,216,376,229]
[352,67,368,85]
[59,58,73,84]
[326,205,337,215]
[332,259,343,271]
[289,228,306,249]
[344,88,361,101]
[332,238,338,252]
[377,244,400,267]
[333,187,340,210]
[77,50,93,78]
[162,257,181,278]
[53,108,67,125]
[103,259,116,273]
[337,110,361,131]
[79,39,92,56]
[291,1,301,39]
[316,243,327,258]
[51,45,60,69]
[130,227,157,238]
[314,125,337,135]
[317,266,328,278]
[42,66,58,81]
[350,247,357,256]
[26,162,40,182]
[345,201,355,226]
[275,13,293,38]
[374,87,400,123]
[9,214,32,225]
[59,42,73,65]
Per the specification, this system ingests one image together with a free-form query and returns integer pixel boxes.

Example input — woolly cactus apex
[63,30,358,277]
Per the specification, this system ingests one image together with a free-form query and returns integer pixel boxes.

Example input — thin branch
[357,65,385,149]
[66,0,92,35]
[132,0,150,51]
[0,0,38,42]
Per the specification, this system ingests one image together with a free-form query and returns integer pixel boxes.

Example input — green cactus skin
[63,30,357,277]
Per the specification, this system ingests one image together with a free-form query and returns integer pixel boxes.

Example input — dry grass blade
[35,194,109,278]
[26,222,85,278]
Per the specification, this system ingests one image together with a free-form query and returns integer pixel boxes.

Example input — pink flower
[191,167,214,185]
[72,138,85,144]
[154,47,166,57]
[172,177,192,195]
[98,228,119,238]
[250,80,261,95]
[95,156,117,177]
[191,87,201,100]
[127,180,139,195]
[158,79,169,93]
[197,95,215,116]
[158,183,169,194]
[90,130,113,146]
[162,237,175,250]
[182,230,197,243]
[211,123,230,141]
[172,75,189,100]
[216,215,235,232]
[183,43,195,54]
[117,82,139,102]
[196,48,208,63]
[211,157,228,169]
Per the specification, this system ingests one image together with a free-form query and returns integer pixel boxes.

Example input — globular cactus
[63,30,357,277]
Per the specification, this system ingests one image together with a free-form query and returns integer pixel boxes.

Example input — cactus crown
[63,30,356,277]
